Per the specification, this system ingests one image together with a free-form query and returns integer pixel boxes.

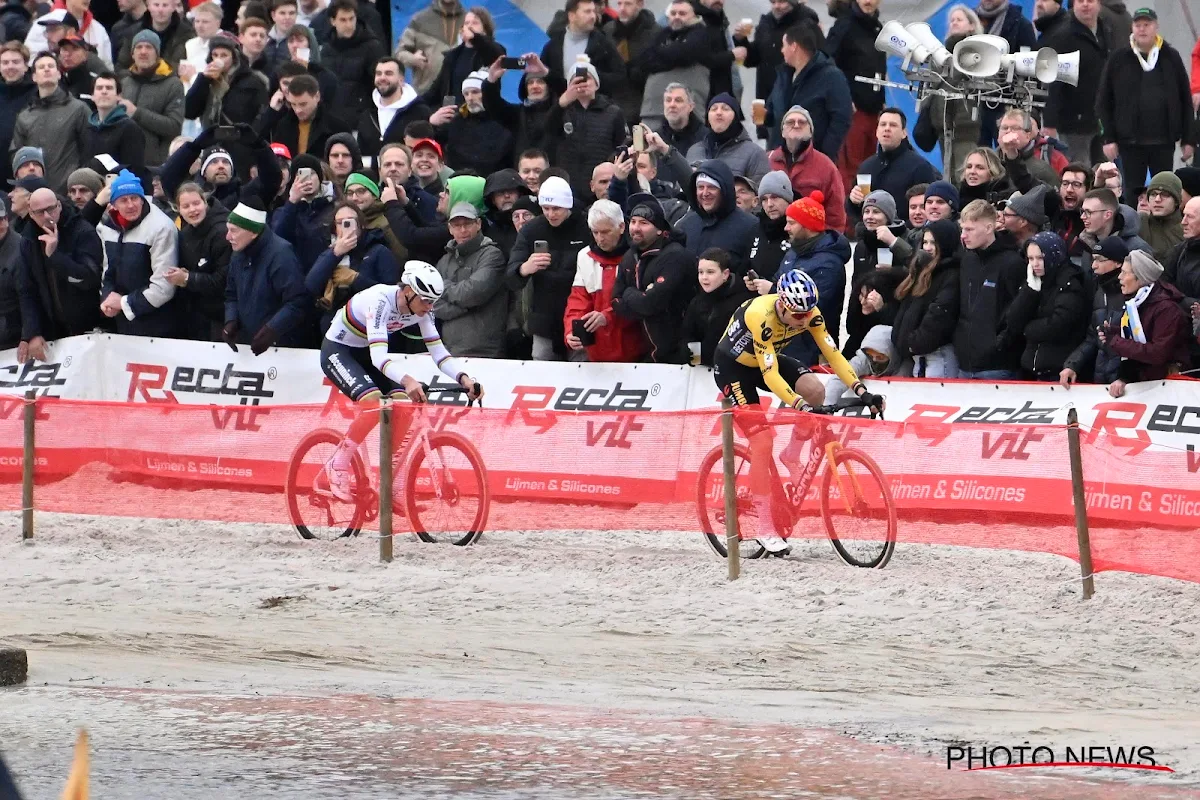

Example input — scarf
[978,0,1009,35]
[1132,34,1163,72]
[1120,284,1152,344]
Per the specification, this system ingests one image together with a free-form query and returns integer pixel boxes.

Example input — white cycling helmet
[401,260,444,303]
[776,268,819,313]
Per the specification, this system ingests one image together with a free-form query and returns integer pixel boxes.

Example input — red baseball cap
[410,138,443,159]
[59,32,86,48]
[270,142,292,160]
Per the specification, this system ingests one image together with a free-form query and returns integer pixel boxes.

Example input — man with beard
[481,167,528,254]
[745,171,793,282]
[260,73,351,157]
[611,192,695,362]
[768,104,845,231]
[1054,162,1091,251]
[601,0,659,125]
[637,0,710,124]
[733,0,819,141]
[120,28,185,167]
[160,124,283,212]
[776,191,850,362]
[537,0,623,96]
[432,68,512,177]
[117,0,195,70]
[0,43,36,188]
[652,83,706,157]
[679,159,758,272]
[357,56,430,158]
[1033,0,1070,41]
[10,52,89,192]
[84,72,146,171]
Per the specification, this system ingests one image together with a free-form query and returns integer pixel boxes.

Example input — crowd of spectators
[0,0,1197,398]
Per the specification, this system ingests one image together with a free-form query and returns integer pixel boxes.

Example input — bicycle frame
[775,417,865,524]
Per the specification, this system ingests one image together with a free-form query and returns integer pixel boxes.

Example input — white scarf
[1121,284,1153,344]
[1132,34,1162,72]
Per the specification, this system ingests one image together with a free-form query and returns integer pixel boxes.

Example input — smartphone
[533,240,549,255]
[442,95,457,107]
[214,125,238,142]
[572,318,596,346]
[297,167,317,182]
[632,125,645,153]
[574,65,589,80]
[296,46,310,61]
[746,269,760,281]
[499,56,527,70]
[339,218,356,232]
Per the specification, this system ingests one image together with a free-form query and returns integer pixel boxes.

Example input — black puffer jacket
[177,199,232,339]
[319,20,386,119]
[844,221,914,357]
[544,95,627,203]
[611,230,697,364]
[441,107,514,179]
[890,252,961,359]
[16,204,104,341]
[504,212,591,342]
[1002,253,1089,377]
[824,2,885,114]
[1041,15,1113,135]
[953,233,1026,373]
[734,4,819,104]
[1063,268,1124,384]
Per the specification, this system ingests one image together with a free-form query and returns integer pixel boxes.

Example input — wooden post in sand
[721,399,740,580]
[378,403,393,563]
[22,390,35,540]
[1066,408,1094,600]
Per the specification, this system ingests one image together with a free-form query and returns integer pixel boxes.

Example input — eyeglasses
[782,120,809,129]
[345,187,372,197]
[1079,208,1107,218]
[1060,179,1086,189]
[1146,189,1171,200]
[997,124,1029,134]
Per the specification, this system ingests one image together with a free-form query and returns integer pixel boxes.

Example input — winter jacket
[0,1,33,45]
[1035,6,1071,42]
[540,26,626,98]
[683,128,771,186]
[433,233,507,358]
[766,51,852,157]
[610,231,695,363]
[1107,280,1191,382]
[768,142,847,231]
[843,222,915,357]
[176,199,231,339]
[776,229,851,364]
[270,194,336,273]
[1002,257,1089,376]
[395,0,465,94]
[419,37,504,108]
[1139,209,1185,264]
[680,277,753,366]
[678,160,759,273]
[160,137,283,215]
[827,325,911,404]
[952,233,1026,373]
[0,230,22,348]
[976,1,1037,54]
[694,2,735,101]
[1097,41,1192,147]
[225,226,310,346]
[601,10,660,123]
[655,114,707,158]
[121,62,185,167]
[1064,267,1124,383]
[98,200,180,337]
[185,56,269,131]
[544,95,627,204]
[117,12,195,70]
[258,103,353,159]
[564,239,648,362]
[891,254,961,359]
[311,0,385,46]
[824,2,885,114]
[356,87,432,158]
[16,205,103,342]
[0,76,36,186]
[734,4,819,104]
[1042,15,1113,135]
[505,212,591,342]
[440,107,515,180]
[320,20,387,119]
[84,106,146,172]
[480,73,553,156]
[637,22,711,118]
[305,228,400,332]
[847,139,940,224]
[1164,236,1200,363]
[747,211,790,281]
[10,86,89,191]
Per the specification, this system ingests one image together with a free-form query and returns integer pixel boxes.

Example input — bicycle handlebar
[414,382,485,408]
[806,395,884,420]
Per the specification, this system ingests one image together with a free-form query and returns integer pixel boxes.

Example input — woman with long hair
[957,147,1015,206]
[304,201,400,333]
[420,7,505,107]
[891,219,962,378]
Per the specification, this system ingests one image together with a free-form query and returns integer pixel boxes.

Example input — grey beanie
[1007,184,1049,227]
[863,189,898,224]
[782,105,814,134]
[757,170,794,202]
[11,146,43,176]
[1127,250,1164,285]
[132,28,162,53]
[67,167,104,194]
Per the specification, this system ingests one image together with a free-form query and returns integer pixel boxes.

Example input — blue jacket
[848,138,942,225]
[304,228,400,332]
[225,226,310,346]
[270,195,335,274]
[766,50,852,158]
[678,159,758,273]
[774,230,851,365]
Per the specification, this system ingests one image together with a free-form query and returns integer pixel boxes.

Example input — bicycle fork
[824,441,866,514]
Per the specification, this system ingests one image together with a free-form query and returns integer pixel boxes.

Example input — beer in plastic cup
[857,174,872,196]
[751,99,767,126]
[739,17,754,35]
[877,248,893,266]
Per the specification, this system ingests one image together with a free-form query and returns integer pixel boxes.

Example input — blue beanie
[924,180,960,212]
[1027,231,1067,268]
[109,169,144,202]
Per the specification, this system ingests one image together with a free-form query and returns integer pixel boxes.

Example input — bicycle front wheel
[285,428,370,541]
[819,448,896,568]
[695,442,767,560]
[404,432,489,546]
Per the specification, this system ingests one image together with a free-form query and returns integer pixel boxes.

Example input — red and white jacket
[562,244,647,362]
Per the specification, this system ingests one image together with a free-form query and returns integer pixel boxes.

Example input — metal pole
[720,399,740,580]
[21,390,35,541]
[378,403,393,563]
[1066,408,1094,600]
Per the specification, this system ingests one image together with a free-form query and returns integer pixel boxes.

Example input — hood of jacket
[803,229,853,263]
[1113,204,1142,239]
[859,324,896,362]
[324,132,363,169]
[32,86,74,109]
[373,82,418,111]
[89,104,131,129]
[687,159,738,220]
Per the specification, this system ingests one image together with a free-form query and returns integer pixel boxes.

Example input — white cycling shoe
[752,494,791,557]
[757,535,791,556]
[323,461,356,503]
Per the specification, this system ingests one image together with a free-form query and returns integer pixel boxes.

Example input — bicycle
[284,385,490,545]
[695,396,897,568]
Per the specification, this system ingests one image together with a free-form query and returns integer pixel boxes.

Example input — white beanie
[461,69,486,94]
[538,176,573,209]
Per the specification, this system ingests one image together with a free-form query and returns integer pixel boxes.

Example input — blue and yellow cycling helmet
[776,269,819,313]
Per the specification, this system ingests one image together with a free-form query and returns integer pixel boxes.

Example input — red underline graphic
[969,762,1175,773]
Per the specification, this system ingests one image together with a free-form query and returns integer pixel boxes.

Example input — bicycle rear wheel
[695,443,767,560]
[819,447,896,568]
[285,428,371,540]
[404,432,489,546]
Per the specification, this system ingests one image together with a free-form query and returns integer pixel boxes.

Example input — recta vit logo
[125,362,275,403]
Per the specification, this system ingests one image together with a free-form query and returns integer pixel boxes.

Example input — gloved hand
[251,324,277,355]
[221,320,239,352]
[194,126,219,150]
[236,122,264,148]
[1026,261,1043,292]
[858,391,885,416]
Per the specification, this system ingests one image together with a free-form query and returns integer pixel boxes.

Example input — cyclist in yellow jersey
[713,268,883,555]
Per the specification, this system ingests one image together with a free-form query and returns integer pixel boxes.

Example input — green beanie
[345,173,380,199]
[1147,171,1183,206]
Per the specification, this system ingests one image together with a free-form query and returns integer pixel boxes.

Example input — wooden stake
[721,399,740,580]
[378,403,393,563]
[1066,408,1094,599]
[22,390,34,541]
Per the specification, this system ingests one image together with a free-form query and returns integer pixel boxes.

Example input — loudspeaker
[952,34,1009,79]
[876,20,919,60]
[904,22,952,68]
[1003,47,1060,83]
[1054,50,1080,86]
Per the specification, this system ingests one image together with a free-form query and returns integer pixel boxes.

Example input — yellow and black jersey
[716,294,860,407]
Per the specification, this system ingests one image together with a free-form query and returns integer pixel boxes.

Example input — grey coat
[121,67,186,167]
[434,233,508,358]
[682,128,771,186]
[10,87,89,191]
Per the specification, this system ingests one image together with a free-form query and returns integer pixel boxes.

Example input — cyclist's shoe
[324,461,356,503]
[757,535,791,557]
[752,493,791,557]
